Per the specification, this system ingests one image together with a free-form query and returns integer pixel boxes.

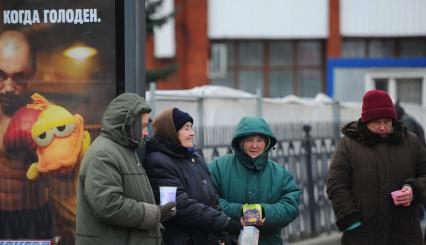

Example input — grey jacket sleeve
[82,151,160,229]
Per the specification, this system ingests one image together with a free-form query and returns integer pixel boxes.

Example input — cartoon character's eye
[52,123,75,137]
[34,130,54,147]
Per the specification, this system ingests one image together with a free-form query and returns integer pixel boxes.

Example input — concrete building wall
[341,0,426,37]
[208,0,329,39]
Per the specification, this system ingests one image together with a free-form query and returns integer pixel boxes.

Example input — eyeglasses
[0,70,32,85]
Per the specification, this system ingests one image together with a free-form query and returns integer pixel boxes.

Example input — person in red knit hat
[327,89,426,245]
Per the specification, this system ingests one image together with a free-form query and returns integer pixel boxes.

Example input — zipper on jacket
[134,152,141,167]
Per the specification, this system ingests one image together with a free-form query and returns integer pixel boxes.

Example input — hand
[159,201,177,222]
[255,218,266,226]
[398,185,413,207]
[240,217,245,226]
[225,219,242,236]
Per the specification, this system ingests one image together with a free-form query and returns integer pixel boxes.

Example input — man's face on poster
[0,35,33,117]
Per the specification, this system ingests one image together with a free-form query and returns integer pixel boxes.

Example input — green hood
[100,93,151,148]
[231,117,277,171]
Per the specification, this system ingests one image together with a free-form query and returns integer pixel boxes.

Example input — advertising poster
[0,0,117,244]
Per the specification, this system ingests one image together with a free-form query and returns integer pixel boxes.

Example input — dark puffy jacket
[396,102,426,147]
[144,109,230,245]
[327,120,426,245]
[401,114,426,147]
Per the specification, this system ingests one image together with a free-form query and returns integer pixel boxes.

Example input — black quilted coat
[144,108,231,245]
[327,120,426,245]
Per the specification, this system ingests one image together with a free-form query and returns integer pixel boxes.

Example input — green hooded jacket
[208,117,301,245]
[76,93,163,245]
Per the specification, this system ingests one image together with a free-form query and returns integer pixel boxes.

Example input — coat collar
[146,136,199,159]
[234,145,270,171]
[342,119,406,146]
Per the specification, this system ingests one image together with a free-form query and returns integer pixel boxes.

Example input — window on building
[342,40,366,58]
[368,74,425,106]
[268,42,293,97]
[209,40,324,98]
[297,41,322,97]
[342,38,426,58]
[368,40,395,58]
[396,78,422,104]
[400,39,426,58]
[374,78,388,91]
[238,42,263,94]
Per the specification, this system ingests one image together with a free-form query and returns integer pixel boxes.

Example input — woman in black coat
[144,108,241,245]
[327,90,426,245]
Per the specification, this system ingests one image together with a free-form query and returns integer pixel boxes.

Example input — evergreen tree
[146,0,178,83]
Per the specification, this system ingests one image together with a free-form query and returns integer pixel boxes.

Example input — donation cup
[159,186,177,205]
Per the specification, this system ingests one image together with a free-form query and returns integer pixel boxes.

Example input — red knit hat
[361,89,396,123]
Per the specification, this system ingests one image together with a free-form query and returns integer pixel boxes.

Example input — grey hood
[100,93,151,148]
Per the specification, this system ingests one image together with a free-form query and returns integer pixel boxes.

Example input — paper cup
[159,186,177,205]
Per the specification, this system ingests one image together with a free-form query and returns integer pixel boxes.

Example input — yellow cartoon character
[26,93,91,180]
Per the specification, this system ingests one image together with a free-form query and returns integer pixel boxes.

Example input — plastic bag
[238,226,259,245]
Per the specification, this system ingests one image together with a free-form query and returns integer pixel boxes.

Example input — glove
[345,221,361,231]
[159,201,177,222]
[225,219,243,236]
[3,106,40,160]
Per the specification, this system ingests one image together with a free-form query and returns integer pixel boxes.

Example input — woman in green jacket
[208,116,300,245]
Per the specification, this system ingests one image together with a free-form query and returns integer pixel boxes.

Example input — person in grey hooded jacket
[76,93,176,245]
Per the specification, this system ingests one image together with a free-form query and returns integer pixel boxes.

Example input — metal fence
[199,121,343,242]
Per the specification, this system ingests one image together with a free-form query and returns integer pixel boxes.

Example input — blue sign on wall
[327,58,426,97]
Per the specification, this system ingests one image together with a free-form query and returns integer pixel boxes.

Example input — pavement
[287,232,341,245]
